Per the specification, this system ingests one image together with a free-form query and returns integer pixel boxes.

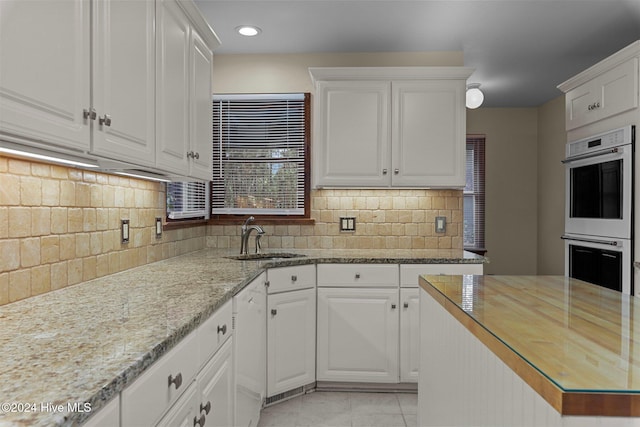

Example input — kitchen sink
[226,253,307,261]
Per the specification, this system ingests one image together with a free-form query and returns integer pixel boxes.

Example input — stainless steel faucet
[240,216,265,255]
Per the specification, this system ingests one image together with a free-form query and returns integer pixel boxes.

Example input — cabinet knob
[394,169,399,175]
[99,114,112,126]
[193,413,206,427]
[217,324,227,335]
[391,304,397,309]
[291,275,298,282]
[382,169,388,175]
[403,302,409,309]
[200,401,211,415]
[355,273,361,279]
[168,372,183,389]
[271,309,277,316]
[193,152,200,159]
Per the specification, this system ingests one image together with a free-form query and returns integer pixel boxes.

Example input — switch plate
[340,217,356,232]
[435,216,446,233]
[121,219,130,243]
[155,217,163,238]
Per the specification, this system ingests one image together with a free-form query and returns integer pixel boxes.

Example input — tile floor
[257,391,417,427]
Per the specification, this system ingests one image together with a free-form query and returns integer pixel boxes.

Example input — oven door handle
[561,147,619,164]
[561,235,619,246]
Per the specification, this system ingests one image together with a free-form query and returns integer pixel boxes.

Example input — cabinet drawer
[121,332,199,426]
[198,299,232,364]
[400,263,483,287]
[317,264,398,287]
[267,264,316,293]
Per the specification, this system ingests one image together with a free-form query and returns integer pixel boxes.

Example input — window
[166,181,209,220]
[464,136,485,252]
[211,93,310,218]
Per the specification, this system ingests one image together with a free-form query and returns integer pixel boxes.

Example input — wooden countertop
[420,275,640,417]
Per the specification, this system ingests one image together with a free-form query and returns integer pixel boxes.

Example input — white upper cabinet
[314,80,391,187]
[559,41,640,131]
[310,67,473,189]
[92,0,156,166]
[0,0,90,152]
[0,0,218,180]
[156,0,214,181]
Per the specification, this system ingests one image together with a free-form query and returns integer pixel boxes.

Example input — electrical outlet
[340,217,356,232]
[435,216,446,233]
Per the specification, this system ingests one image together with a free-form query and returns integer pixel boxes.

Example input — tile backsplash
[0,156,462,306]
[0,156,205,305]
[207,189,463,251]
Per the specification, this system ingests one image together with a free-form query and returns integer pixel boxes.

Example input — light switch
[435,216,446,233]
[121,219,130,243]
[155,217,163,238]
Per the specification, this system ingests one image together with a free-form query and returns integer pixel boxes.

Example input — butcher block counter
[419,275,640,426]
[0,247,482,426]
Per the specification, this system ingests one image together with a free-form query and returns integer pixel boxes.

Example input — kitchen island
[419,275,640,426]
[0,247,482,426]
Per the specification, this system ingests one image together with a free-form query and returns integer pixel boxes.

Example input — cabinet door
[82,397,119,427]
[400,288,420,383]
[234,273,266,427]
[156,381,199,427]
[392,80,466,187]
[156,0,191,176]
[267,288,316,396]
[565,57,639,130]
[314,80,391,187]
[317,287,399,382]
[189,28,214,180]
[198,339,234,427]
[0,0,90,151]
[92,0,155,166]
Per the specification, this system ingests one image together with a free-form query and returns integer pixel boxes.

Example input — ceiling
[193,0,640,108]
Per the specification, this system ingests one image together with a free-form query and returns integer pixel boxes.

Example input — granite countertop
[420,274,640,417]
[0,248,483,426]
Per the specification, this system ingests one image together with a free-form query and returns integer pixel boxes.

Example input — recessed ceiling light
[236,25,261,37]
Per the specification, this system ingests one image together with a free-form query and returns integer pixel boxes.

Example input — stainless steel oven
[563,125,634,239]
[562,125,634,294]
[562,235,631,294]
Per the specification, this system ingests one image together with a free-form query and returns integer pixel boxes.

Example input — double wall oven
[562,125,635,294]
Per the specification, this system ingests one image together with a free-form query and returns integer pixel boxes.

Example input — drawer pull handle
[391,304,397,309]
[168,372,183,389]
[291,275,297,282]
[271,309,277,316]
[217,324,227,335]
[355,273,361,279]
[200,401,211,415]
[194,413,206,427]
[403,302,409,309]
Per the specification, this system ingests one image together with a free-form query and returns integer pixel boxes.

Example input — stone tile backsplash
[207,189,463,251]
[0,156,462,305]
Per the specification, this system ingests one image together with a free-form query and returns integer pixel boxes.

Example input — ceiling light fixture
[466,83,484,109]
[236,25,261,37]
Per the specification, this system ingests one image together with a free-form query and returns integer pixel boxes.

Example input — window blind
[166,181,209,220]
[464,136,486,250]
[212,93,308,215]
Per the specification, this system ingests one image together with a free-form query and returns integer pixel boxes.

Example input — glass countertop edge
[421,274,640,395]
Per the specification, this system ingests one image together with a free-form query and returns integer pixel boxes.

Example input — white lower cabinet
[267,287,316,396]
[399,288,420,383]
[157,338,234,427]
[82,396,119,427]
[121,300,233,426]
[317,287,399,383]
[233,273,267,427]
